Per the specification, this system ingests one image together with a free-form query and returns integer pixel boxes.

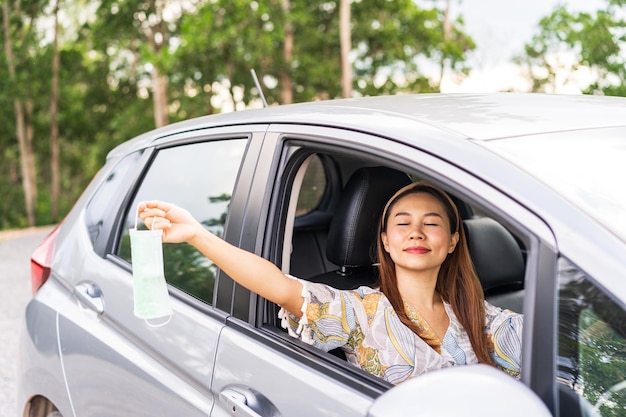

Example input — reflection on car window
[558,257,626,417]
[86,151,143,245]
[117,139,248,305]
[295,155,327,216]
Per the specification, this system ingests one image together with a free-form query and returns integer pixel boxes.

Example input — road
[0,226,55,417]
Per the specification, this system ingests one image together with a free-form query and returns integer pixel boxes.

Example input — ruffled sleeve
[278,278,362,352]
[484,302,523,378]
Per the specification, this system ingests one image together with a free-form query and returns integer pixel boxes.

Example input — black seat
[310,166,411,290]
[463,217,525,312]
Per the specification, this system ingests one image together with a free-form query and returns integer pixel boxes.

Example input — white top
[280,279,523,385]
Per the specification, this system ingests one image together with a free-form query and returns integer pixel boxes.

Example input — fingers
[139,200,172,212]
[140,207,167,219]
[149,216,171,230]
[138,201,171,230]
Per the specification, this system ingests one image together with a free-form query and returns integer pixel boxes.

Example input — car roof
[109,93,626,159]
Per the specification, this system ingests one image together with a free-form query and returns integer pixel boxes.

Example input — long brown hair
[376,181,494,366]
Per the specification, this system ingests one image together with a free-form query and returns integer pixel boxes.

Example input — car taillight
[30,225,61,295]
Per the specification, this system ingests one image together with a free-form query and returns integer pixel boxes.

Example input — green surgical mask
[130,213,172,326]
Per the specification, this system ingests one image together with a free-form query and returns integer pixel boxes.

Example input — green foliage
[515,1,626,95]
[0,0,475,230]
[578,310,626,417]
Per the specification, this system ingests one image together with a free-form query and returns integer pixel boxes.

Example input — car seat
[309,166,412,289]
[463,217,525,312]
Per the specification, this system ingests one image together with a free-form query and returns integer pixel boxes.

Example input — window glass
[117,139,248,305]
[295,155,327,216]
[558,257,626,417]
[86,151,143,245]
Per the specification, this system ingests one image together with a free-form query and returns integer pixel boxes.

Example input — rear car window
[117,138,248,305]
[295,154,327,216]
[86,151,144,245]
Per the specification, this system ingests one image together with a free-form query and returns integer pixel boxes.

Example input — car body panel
[48,208,220,416]
[211,323,376,417]
[18,278,74,416]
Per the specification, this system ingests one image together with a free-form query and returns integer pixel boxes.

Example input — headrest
[463,217,525,293]
[326,166,411,267]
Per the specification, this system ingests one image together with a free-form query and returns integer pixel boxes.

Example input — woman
[138,181,522,385]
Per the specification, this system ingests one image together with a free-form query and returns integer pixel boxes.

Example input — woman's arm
[138,200,304,317]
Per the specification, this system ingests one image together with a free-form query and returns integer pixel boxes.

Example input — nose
[409,225,425,240]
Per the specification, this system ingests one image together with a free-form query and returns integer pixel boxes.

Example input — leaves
[515,1,626,95]
[0,0,475,229]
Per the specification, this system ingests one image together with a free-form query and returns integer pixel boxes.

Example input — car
[18,93,626,417]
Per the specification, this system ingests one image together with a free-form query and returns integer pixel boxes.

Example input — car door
[209,125,556,416]
[209,129,388,417]
[56,127,265,416]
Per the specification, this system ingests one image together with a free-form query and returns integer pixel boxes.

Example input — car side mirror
[368,364,552,417]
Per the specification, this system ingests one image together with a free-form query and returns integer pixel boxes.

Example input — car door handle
[219,386,280,417]
[74,281,104,314]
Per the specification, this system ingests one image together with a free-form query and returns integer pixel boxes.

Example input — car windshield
[484,127,626,243]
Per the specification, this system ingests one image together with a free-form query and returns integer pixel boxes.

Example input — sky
[440,0,605,93]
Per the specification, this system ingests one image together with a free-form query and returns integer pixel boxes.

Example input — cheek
[381,233,390,252]
[383,230,405,253]
[431,230,453,247]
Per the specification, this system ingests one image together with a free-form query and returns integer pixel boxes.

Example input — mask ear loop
[145,315,173,327]
[134,204,157,230]
[134,204,140,230]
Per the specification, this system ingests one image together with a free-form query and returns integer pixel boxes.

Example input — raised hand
[138,201,202,244]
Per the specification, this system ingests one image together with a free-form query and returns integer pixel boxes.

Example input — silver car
[18,93,626,417]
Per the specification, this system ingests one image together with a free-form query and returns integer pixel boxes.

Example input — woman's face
[381,192,459,278]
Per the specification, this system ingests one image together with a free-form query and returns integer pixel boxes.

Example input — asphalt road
[0,226,55,417]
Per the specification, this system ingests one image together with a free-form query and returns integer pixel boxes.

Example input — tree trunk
[437,0,452,90]
[2,2,38,226]
[339,0,352,98]
[50,0,61,222]
[280,0,293,104]
[25,98,37,206]
[149,0,169,127]
[151,67,169,127]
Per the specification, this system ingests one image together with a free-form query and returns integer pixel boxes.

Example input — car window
[86,150,143,246]
[295,154,327,216]
[557,257,626,417]
[117,138,248,305]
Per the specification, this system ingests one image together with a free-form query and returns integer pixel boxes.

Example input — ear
[448,231,459,253]
[381,232,390,253]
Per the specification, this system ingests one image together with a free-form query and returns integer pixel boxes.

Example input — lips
[404,246,430,254]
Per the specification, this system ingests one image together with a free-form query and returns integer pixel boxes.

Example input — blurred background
[0,0,620,231]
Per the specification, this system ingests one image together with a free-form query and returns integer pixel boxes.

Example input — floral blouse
[279,278,523,385]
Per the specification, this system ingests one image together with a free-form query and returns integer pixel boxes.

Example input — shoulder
[483,301,523,330]
[351,285,384,297]
[484,300,522,317]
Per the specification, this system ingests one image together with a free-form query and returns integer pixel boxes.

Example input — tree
[515,0,626,95]
[174,0,475,107]
[92,0,192,127]
[50,0,61,221]
[339,0,352,98]
[0,0,477,231]
[1,1,40,227]
[280,0,294,103]
[350,0,474,95]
